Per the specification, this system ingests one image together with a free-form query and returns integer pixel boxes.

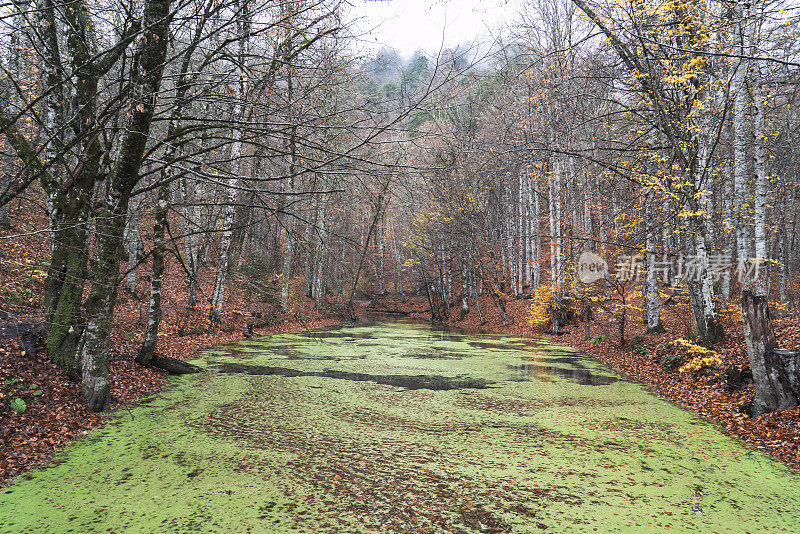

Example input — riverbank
[0,260,342,485]
[370,293,800,472]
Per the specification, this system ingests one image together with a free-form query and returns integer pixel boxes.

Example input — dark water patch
[526,353,588,365]
[212,362,493,390]
[402,351,470,360]
[509,362,619,386]
[216,346,302,360]
[297,330,374,340]
[426,332,468,343]
[469,340,532,351]
[222,348,365,362]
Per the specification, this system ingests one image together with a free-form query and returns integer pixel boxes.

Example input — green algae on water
[2,320,799,533]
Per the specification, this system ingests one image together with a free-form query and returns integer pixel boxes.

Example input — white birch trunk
[378,215,386,294]
[211,177,238,323]
[314,191,327,310]
[532,185,541,292]
[662,198,673,285]
[518,172,525,294]
[125,202,142,294]
[685,204,724,345]
[753,59,768,296]
[181,177,202,307]
[597,175,607,261]
[555,161,563,289]
[500,197,508,282]
[280,171,294,311]
[549,161,557,287]
[583,182,592,250]
[733,3,752,281]
[721,149,733,298]
[392,229,403,293]
[211,4,249,323]
[524,171,533,289]
[508,203,516,295]
[646,190,662,332]
[779,229,788,303]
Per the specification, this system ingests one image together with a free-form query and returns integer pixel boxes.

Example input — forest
[2,0,800,530]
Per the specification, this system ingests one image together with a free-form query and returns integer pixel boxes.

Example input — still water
[2,319,799,532]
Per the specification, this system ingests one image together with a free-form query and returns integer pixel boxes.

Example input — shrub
[674,338,724,375]
[528,282,579,332]
[660,353,683,370]
[9,398,26,414]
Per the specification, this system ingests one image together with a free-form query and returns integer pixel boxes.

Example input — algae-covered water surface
[2,320,799,532]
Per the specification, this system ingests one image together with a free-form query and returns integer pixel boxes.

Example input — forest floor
[369,291,800,472]
[0,213,342,485]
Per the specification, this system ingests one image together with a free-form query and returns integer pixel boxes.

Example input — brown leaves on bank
[0,254,341,486]
[0,342,103,486]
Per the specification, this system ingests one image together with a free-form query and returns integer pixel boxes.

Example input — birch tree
[572,0,725,345]
[210,0,250,324]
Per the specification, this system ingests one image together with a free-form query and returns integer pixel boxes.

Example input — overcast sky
[348,0,524,59]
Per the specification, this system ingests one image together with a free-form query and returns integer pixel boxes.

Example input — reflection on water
[508,362,619,386]
[212,362,493,390]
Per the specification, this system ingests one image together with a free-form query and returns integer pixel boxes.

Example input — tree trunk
[660,198,671,285]
[43,209,91,373]
[150,354,203,374]
[518,171,525,294]
[584,303,592,340]
[685,212,724,346]
[79,0,171,410]
[779,228,788,303]
[741,291,798,415]
[125,202,143,294]
[733,4,751,280]
[532,185,540,292]
[555,163,563,290]
[211,3,250,323]
[753,58,768,296]
[646,190,663,333]
[304,213,315,298]
[378,214,386,294]
[137,182,168,366]
[549,156,563,332]
[314,191,327,311]
[474,276,484,325]
[721,141,733,299]
[549,159,557,287]
[181,176,201,307]
[0,0,32,227]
